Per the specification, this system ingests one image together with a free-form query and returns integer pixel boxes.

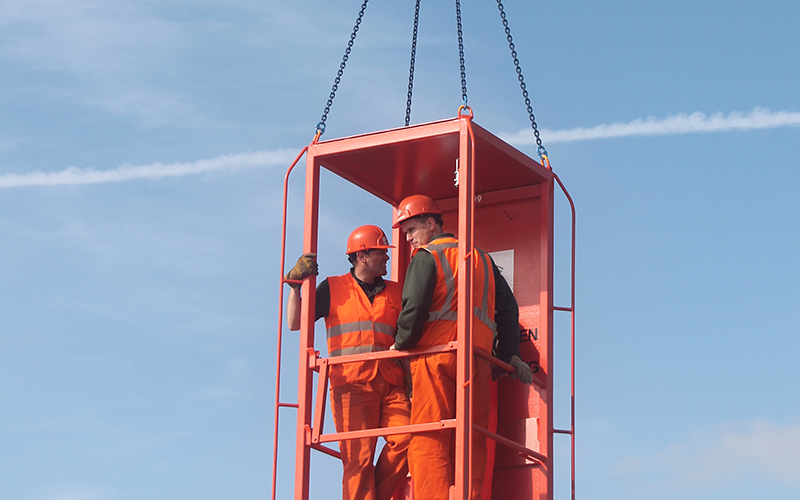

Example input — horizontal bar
[553,306,573,312]
[475,347,511,371]
[315,420,456,444]
[553,429,573,435]
[314,342,457,368]
[310,118,461,156]
[473,425,547,466]
[278,402,299,409]
[310,443,341,460]
[317,344,546,389]
[475,347,547,389]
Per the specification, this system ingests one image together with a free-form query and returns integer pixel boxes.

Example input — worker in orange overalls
[286,225,411,500]
[391,195,532,500]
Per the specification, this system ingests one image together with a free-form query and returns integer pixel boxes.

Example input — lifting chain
[455,0,468,108]
[495,0,547,159]
[315,0,370,138]
[405,0,421,126]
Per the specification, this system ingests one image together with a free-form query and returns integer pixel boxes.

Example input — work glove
[285,253,318,284]
[510,355,533,384]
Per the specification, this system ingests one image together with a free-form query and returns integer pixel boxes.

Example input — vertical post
[272,146,309,500]
[294,150,320,500]
[554,172,577,500]
[540,177,555,499]
[454,116,475,499]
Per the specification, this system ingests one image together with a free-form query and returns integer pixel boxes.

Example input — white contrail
[0,149,298,188]
[5,107,798,188]
[503,107,800,145]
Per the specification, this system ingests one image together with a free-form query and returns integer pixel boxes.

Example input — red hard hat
[345,225,394,254]
[393,194,442,228]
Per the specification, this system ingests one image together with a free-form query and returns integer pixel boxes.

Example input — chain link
[315,0,370,137]
[455,0,468,107]
[495,0,546,158]
[405,0,421,126]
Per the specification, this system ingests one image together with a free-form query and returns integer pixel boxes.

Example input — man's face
[399,217,434,250]
[360,248,389,278]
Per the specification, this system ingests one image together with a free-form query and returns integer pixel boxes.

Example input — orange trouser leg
[408,353,490,500]
[332,374,412,500]
[480,379,498,500]
[470,360,490,500]
[374,384,411,500]
[332,382,381,500]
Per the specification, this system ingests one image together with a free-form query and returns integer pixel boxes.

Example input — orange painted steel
[472,424,546,466]
[539,151,577,500]
[311,442,342,460]
[317,342,458,367]
[317,420,457,444]
[272,114,574,500]
[552,166,577,500]
[271,142,314,500]
[453,114,477,499]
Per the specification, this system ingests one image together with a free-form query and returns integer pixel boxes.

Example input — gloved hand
[510,355,533,384]
[285,253,318,284]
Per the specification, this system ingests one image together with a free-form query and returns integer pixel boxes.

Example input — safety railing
[304,343,546,464]
[546,157,577,500]
[271,135,317,500]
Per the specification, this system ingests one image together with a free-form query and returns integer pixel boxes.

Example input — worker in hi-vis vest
[391,195,532,500]
[286,225,410,500]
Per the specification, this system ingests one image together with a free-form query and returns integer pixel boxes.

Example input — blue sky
[1,1,799,499]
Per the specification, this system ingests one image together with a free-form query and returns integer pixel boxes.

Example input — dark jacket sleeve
[315,279,330,322]
[394,251,437,349]
[491,257,520,363]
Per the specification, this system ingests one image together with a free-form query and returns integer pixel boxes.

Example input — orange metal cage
[272,115,576,500]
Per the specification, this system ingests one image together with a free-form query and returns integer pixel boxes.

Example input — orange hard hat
[345,225,394,254]
[393,194,442,228]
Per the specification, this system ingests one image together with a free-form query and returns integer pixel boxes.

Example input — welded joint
[307,348,320,369]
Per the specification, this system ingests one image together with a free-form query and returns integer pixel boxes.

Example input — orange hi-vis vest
[415,236,497,353]
[325,274,405,388]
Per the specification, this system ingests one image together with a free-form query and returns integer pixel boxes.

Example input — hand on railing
[491,354,533,384]
[285,253,318,285]
[510,355,534,384]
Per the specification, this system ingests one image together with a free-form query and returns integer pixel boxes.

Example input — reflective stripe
[475,250,496,333]
[427,310,457,322]
[439,254,456,314]
[327,320,372,339]
[326,321,396,339]
[427,305,496,332]
[423,242,457,323]
[476,249,490,314]
[473,305,497,334]
[330,345,388,357]
[423,247,497,333]
[426,242,459,251]
[373,322,396,337]
[427,303,496,332]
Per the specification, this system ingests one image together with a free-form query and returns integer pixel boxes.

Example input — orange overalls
[406,237,496,500]
[326,274,411,500]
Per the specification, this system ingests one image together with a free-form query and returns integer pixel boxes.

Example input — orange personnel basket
[272,113,576,500]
